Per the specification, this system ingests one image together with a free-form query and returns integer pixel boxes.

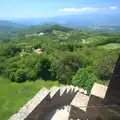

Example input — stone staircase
[9,85,87,120]
[51,106,70,120]
[9,83,120,120]
[45,105,70,120]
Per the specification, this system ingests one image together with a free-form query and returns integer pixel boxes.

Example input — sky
[0,0,120,20]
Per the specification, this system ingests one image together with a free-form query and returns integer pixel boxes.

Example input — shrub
[15,69,27,83]
[9,72,16,82]
[27,70,37,81]
[72,67,99,94]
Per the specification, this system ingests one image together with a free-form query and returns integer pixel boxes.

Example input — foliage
[15,69,27,83]
[72,67,99,94]
[0,25,119,84]
[9,72,16,82]
[52,52,84,84]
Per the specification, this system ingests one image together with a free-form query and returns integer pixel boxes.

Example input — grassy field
[0,77,59,120]
[98,43,120,50]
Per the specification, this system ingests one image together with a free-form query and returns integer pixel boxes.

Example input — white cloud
[58,7,99,12]
[109,6,117,10]
[58,6,118,13]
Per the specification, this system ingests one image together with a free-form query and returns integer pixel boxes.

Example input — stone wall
[9,85,87,120]
[86,83,108,120]
[69,56,120,120]
[104,55,120,114]
[9,82,120,120]
[69,83,120,120]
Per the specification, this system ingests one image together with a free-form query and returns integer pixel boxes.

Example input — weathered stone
[51,106,70,120]
[9,85,87,120]
[79,88,85,93]
[74,86,79,92]
[50,86,61,108]
[83,90,87,95]
[86,83,107,120]
[50,86,60,98]
[69,92,89,120]
[60,86,67,96]
[90,83,107,99]
[69,85,75,93]
[66,86,71,94]
[105,56,120,115]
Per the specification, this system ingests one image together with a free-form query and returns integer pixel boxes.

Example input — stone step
[60,86,67,96]
[79,88,88,95]
[51,106,70,120]
[66,86,71,94]
[71,92,89,112]
[74,86,79,93]
[50,86,60,98]
[69,92,89,120]
[83,90,87,95]
[69,85,75,93]
[9,85,87,120]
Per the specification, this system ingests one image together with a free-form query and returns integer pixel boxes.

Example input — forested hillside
[0,25,120,89]
[0,24,72,42]
[0,24,120,119]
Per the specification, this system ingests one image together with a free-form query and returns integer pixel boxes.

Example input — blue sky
[0,0,120,19]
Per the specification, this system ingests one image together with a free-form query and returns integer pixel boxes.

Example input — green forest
[0,24,120,119]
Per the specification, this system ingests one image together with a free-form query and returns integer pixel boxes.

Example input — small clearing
[98,43,120,50]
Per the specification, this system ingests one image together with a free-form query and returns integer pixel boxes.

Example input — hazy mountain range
[11,13,120,26]
[0,13,120,32]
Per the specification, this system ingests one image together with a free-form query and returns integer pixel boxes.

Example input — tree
[39,57,51,80]
[52,52,84,84]
[1,44,21,57]
[33,54,52,80]
[0,57,6,75]
[25,46,33,53]
[92,52,118,80]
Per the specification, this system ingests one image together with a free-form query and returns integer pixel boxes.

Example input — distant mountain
[12,13,120,30]
[0,20,27,42]
[16,24,73,35]
[1,12,120,35]
[0,20,25,31]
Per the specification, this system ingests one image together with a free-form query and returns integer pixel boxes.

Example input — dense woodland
[0,24,120,93]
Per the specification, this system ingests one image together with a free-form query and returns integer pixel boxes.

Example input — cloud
[58,7,99,12]
[58,6,118,12]
[109,6,117,10]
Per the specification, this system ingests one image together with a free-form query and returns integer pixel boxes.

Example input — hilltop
[0,24,119,119]
[16,24,73,34]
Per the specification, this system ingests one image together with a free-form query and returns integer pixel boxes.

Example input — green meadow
[0,77,58,120]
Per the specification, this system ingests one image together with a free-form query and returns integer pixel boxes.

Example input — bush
[15,69,27,83]
[9,72,16,82]
[27,70,37,81]
[72,67,99,94]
